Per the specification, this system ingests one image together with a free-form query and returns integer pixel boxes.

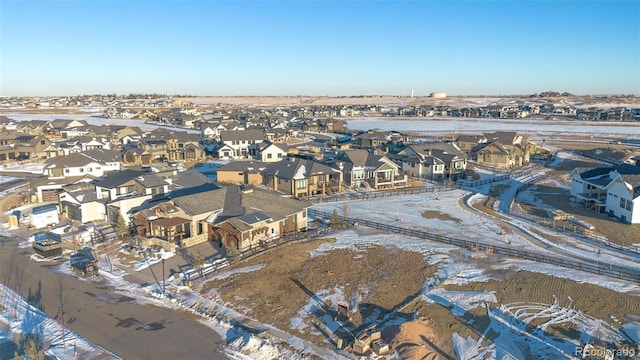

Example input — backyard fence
[509,206,639,255]
[308,185,458,204]
[308,209,640,284]
[182,227,337,282]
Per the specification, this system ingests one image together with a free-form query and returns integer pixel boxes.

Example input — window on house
[278,153,283,158]
[293,214,298,223]
[626,200,632,211]
[296,180,307,189]
[411,163,416,168]
[197,222,203,235]
[267,153,272,159]
[302,209,307,218]
[65,169,70,174]
[41,140,45,145]
[127,185,135,193]
[620,198,626,209]
[79,168,84,173]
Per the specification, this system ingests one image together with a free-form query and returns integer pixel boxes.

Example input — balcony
[371,174,408,189]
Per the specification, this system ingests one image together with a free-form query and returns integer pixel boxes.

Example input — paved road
[0,236,228,360]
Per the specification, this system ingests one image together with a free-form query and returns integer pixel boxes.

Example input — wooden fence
[308,209,640,284]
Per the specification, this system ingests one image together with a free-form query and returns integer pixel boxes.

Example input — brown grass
[421,210,462,223]
[201,239,438,346]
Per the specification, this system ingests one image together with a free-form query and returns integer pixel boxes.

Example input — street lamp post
[162,259,166,295]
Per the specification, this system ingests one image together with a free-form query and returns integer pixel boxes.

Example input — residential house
[262,158,343,198]
[216,161,268,186]
[133,188,227,249]
[570,164,640,224]
[254,142,288,163]
[43,148,121,179]
[122,149,153,165]
[16,120,50,135]
[58,182,105,223]
[94,169,169,226]
[354,130,411,150]
[208,186,311,251]
[218,129,265,159]
[0,133,51,162]
[41,119,88,139]
[328,149,408,189]
[455,135,487,153]
[138,129,204,162]
[389,143,466,180]
[475,132,531,169]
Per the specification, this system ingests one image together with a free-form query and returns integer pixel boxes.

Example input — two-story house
[253,142,288,163]
[475,132,531,169]
[328,149,408,189]
[389,143,467,180]
[570,164,640,223]
[94,169,169,226]
[217,129,265,159]
[0,133,52,162]
[262,158,343,197]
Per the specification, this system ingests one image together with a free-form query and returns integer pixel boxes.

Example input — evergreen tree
[116,212,128,238]
[330,209,341,228]
[225,244,240,262]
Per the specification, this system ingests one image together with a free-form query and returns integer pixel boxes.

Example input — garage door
[41,189,60,203]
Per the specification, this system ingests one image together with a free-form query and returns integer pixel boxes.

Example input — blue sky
[1,0,638,96]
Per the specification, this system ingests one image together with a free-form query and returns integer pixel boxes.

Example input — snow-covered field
[346,117,640,136]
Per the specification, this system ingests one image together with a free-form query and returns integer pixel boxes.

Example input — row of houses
[51,164,310,251]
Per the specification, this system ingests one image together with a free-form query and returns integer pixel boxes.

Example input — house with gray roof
[254,141,288,163]
[132,185,309,250]
[218,129,265,159]
[58,183,105,224]
[43,148,121,179]
[570,164,640,223]
[262,158,343,197]
[389,143,466,180]
[208,186,311,251]
[328,149,408,189]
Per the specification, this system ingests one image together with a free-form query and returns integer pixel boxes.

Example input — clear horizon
[1,0,639,97]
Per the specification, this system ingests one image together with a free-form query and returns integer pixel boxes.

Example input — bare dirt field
[198,234,638,358]
[202,239,439,348]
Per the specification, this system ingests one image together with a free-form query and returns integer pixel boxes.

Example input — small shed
[29,204,59,229]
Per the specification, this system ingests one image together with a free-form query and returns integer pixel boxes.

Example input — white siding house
[570,165,640,224]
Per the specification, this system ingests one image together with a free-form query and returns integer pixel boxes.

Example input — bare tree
[341,201,349,218]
